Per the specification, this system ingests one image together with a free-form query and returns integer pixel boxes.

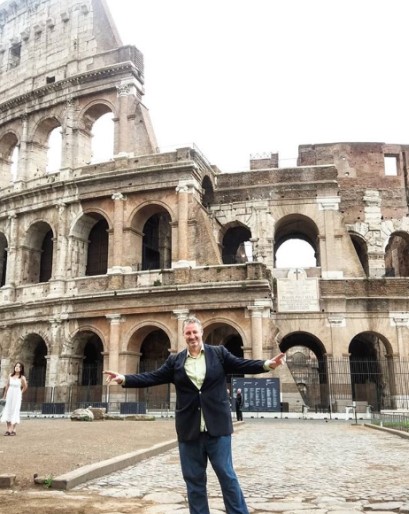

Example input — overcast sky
[106,0,407,172]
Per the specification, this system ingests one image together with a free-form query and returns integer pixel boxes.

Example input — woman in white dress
[1,362,28,436]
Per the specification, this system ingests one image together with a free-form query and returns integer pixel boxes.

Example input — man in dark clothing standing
[235,388,243,421]
[104,316,285,514]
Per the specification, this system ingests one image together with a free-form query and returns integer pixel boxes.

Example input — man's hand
[266,352,286,370]
[103,370,125,385]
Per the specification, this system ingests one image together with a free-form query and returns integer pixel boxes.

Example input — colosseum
[0,0,408,417]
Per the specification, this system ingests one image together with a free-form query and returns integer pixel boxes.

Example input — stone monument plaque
[277,268,320,312]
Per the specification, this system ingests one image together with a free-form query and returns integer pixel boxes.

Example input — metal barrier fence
[371,412,409,433]
[287,356,409,412]
[3,356,409,415]
[17,384,172,416]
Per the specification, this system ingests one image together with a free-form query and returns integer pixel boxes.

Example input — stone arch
[125,320,173,354]
[384,230,409,277]
[28,116,62,177]
[274,214,319,268]
[127,323,172,408]
[203,319,246,386]
[0,231,8,286]
[69,211,111,277]
[0,131,19,186]
[202,317,247,348]
[78,101,116,166]
[21,221,54,284]
[129,203,173,271]
[221,221,252,264]
[69,329,105,404]
[349,231,369,276]
[201,175,214,207]
[17,332,49,407]
[348,331,394,411]
[280,331,328,410]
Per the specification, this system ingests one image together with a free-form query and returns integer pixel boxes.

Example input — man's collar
[187,344,204,358]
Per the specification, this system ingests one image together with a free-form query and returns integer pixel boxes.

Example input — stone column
[176,183,189,265]
[106,314,123,372]
[109,192,126,273]
[3,213,18,302]
[49,201,68,296]
[174,179,201,267]
[44,319,63,401]
[317,197,341,278]
[247,306,264,360]
[0,353,10,390]
[173,309,190,352]
[106,314,124,403]
[61,97,75,174]
[392,314,409,358]
[115,84,132,156]
[15,113,28,184]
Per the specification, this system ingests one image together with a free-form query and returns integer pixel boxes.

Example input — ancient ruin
[1,0,408,415]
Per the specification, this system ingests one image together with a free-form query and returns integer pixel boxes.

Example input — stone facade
[0,0,408,413]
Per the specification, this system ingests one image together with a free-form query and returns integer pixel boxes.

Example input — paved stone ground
[76,419,409,513]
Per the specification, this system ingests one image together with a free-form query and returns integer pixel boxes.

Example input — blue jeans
[178,433,249,514]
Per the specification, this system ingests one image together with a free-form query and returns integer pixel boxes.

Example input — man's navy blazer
[123,344,267,441]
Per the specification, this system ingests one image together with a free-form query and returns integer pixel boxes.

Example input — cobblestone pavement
[77,419,409,513]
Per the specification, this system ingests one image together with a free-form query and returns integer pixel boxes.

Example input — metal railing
[371,412,409,433]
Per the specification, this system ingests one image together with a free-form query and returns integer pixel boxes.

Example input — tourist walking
[1,362,28,436]
[104,315,285,514]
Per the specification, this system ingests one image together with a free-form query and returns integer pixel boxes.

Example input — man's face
[183,322,203,355]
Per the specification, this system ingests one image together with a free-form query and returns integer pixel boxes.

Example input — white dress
[1,376,23,424]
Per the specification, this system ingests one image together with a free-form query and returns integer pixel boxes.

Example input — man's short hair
[182,316,203,331]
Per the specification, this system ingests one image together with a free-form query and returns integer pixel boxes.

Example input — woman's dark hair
[11,362,25,378]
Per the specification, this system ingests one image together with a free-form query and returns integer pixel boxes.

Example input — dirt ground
[0,416,178,513]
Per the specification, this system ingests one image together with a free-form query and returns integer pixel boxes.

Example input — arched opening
[138,329,171,408]
[224,334,244,358]
[46,126,62,172]
[349,233,369,276]
[70,213,110,278]
[130,205,173,272]
[384,231,409,277]
[276,239,316,268]
[86,218,109,276]
[348,332,394,411]
[274,214,319,268]
[82,337,104,386]
[201,175,214,207]
[0,232,8,286]
[281,332,327,411]
[30,117,61,177]
[91,112,114,163]
[39,229,53,283]
[79,104,114,166]
[142,212,171,270]
[29,340,47,387]
[20,334,48,408]
[22,222,54,284]
[70,331,104,406]
[222,225,252,264]
[204,322,245,388]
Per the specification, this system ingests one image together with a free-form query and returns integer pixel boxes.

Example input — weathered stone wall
[1,0,409,413]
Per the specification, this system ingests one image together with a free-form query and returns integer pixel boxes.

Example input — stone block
[88,407,106,420]
[0,474,16,488]
[70,408,94,421]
